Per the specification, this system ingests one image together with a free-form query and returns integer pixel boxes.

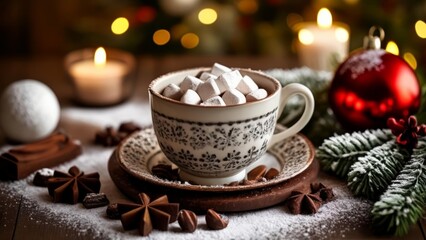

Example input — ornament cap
[363,26,384,50]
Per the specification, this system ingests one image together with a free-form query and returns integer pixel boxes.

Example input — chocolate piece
[118,122,142,134]
[178,209,198,233]
[286,190,322,214]
[83,193,109,209]
[95,126,124,147]
[264,168,279,180]
[33,168,54,187]
[117,193,179,236]
[151,164,180,181]
[0,132,82,180]
[247,165,267,181]
[310,182,335,202]
[205,209,229,230]
[106,203,121,219]
[241,179,257,185]
[225,181,239,186]
[47,166,101,204]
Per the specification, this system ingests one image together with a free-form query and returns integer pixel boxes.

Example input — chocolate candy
[264,168,280,180]
[178,209,198,233]
[0,132,82,180]
[83,193,109,209]
[106,203,121,219]
[247,165,267,181]
[118,122,142,134]
[33,168,54,187]
[205,209,229,230]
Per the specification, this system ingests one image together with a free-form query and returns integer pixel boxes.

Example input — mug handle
[267,83,315,149]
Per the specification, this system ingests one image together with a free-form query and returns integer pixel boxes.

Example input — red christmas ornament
[329,27,421,131]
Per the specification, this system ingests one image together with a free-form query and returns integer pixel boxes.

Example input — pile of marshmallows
[161,63,268,106]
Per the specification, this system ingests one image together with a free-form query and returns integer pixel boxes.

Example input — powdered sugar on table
[0,91,373,240]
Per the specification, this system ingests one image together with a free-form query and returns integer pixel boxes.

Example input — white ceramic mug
[149,68,314,185]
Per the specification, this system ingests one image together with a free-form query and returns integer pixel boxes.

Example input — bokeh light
[385,41,399,55]
[111,17,129,35]
[237,0,259,14]
[136,6,156,23]
[181,33,199,49]
[415,20,426,39]
[198,8,218,25]
[153,29,171,45]
[335,27,349,43]
[298,29,314,45]
[403,52,417,70]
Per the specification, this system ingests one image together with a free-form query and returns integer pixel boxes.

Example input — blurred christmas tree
[66,0,426,63]
[65,0,426,121]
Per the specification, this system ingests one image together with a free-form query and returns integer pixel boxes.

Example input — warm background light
[298,29,314,45]
[415,20,426,39]
[198,8,218,25]
[94,47,106,66]
[181,33,199,48]
[335,27,349,42]
[236,0,258,14]
[317,8,332,28]
[385,41,399,55]
[403,52,417,70]
[111,17,129,35]
[153,29,171,45]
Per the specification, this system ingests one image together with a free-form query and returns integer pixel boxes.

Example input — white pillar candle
[68,47,128,105]
[295,8,350,71]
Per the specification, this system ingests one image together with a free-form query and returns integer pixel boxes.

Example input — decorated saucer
[117,125,315,192]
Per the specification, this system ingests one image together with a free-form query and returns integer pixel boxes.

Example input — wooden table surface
[0,55,424,240]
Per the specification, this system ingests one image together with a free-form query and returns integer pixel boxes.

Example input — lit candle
[66,47,133,106]
[295,8,350,71]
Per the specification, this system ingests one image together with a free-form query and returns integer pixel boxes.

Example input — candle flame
[317,8,332,28]
[94,47,106,66]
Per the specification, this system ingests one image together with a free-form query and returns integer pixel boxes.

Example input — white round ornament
[0,79,60,142]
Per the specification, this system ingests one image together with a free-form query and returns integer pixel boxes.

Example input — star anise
[286,190,322,214]
[94,126,126,147]
[118,121,142,135]
[387,116,426,149]
[117,193,179,236]
[94,122,142,147]
[47,166,101,204]
[310,182,335,202]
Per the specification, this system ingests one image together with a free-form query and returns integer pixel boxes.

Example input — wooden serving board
[108,151,319,213]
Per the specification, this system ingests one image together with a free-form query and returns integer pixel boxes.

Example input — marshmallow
[180,75,203,92]
[222,89,246,105]
[196,78,221,102]
[180,89,201,105]
[216,70,243,93]
[162,83,182,100]
[200,72,218,81]
[211,63,232,76]
[236,75,259,95]
[201,96,226,106]
[246,88,268,102]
